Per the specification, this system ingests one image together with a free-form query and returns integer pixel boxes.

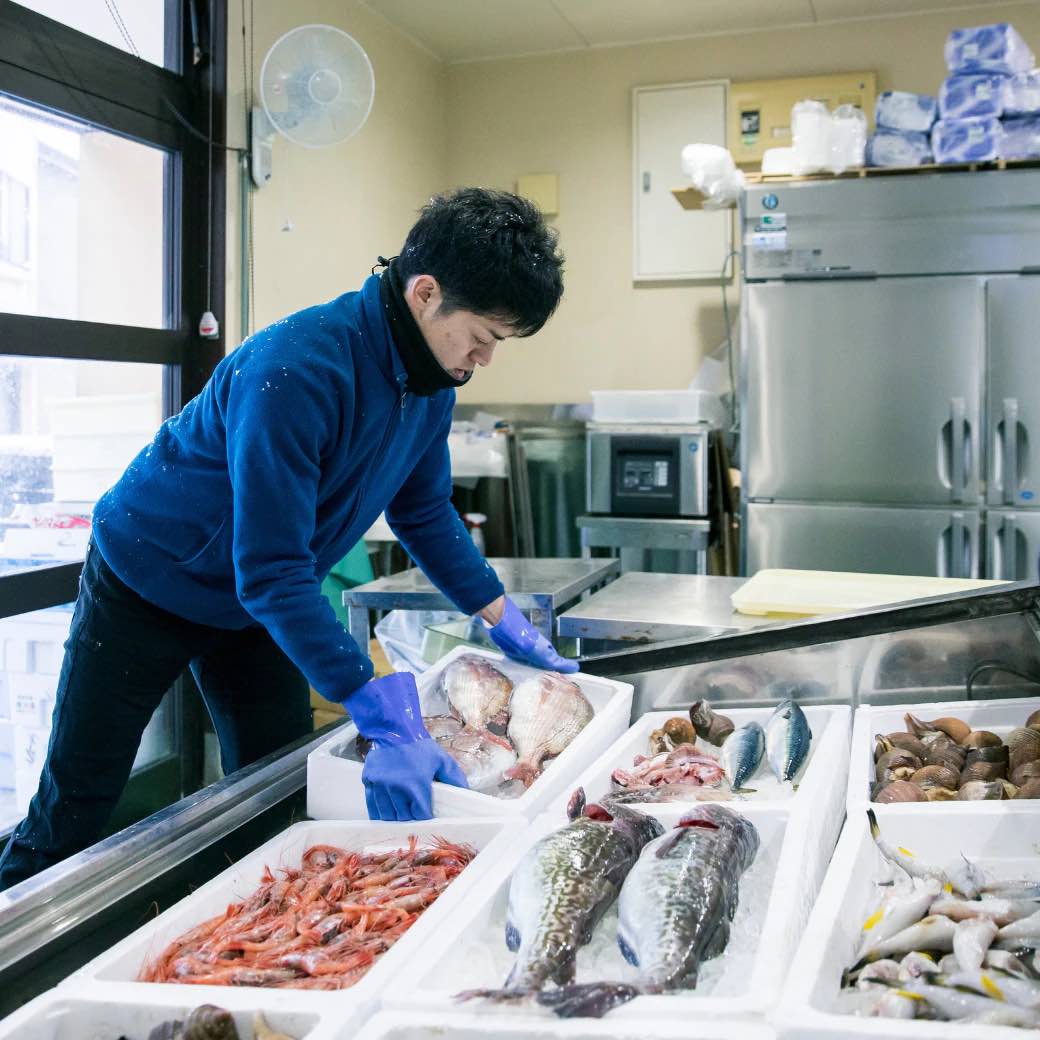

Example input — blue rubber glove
[345,672,469,821]
[486,597,578,673]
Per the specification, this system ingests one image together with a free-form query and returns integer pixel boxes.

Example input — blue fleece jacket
[92,273,505,700]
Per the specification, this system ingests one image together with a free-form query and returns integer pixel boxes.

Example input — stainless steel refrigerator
[740,170,1040,580]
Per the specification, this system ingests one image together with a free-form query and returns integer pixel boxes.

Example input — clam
[662,716,696,746]
[1027,709,1040,728]
[961,730,1002,749]
[875,749,922,780]
[931,716,971,743]
[1010,760,1040,787]
[959,760,1007,783]
[924,745,966,772]
[880,732,929,759]
[688,701,734,747]
[1007,727,1040,773]
[958,780,1006,800]
[647,727,674,755]
[904,712,937,738]
[965,744,1010,765]
[925,786,959,801]
[1013,777,1040,799]
[879,766,918,783]
[1000,780,1019,798]
[911,765,960,790]
[874,780,928,803]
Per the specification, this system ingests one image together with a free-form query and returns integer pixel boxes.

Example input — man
[0,187,569,890]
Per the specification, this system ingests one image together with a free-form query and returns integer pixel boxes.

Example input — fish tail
[453,986,536,1004]
[867,808,880,839]
[535,982,641,1019]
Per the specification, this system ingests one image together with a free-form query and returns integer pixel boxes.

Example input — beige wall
[445,2,1040,405]
[225,0,448,345]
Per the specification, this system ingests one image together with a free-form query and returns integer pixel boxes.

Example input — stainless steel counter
[559,572,777,644]
[344,556,620,646]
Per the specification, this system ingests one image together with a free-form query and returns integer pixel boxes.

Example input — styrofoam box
[571,706,851,815]
[847,695,1040,813]
[355,1009,777,1039]
[384,801,828,1023]
[590,389,725,427]
[0,989,347,1040]
[776,804,1040,1040]
[71,819,515,1018]
[308,647,634,821]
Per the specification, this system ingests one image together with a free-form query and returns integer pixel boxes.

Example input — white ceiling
[360,0,1024,63]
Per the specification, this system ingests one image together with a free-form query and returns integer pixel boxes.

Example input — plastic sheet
[999,115,1040,159]
[945,22,1035,76]
[791,100,867,174]
[1004,70,1040,115]
[931,118,1000,163]
[939,74,1007,120]
[865,129,933,167]
[679,143,745,209]
[875,91,937,132]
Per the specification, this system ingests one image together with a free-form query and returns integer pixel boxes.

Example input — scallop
[1013,777,1040,799]
[874,779,928,803]
[965,744,1009,765]
[911,765,961,790]
[931,716,971,743]
[1007,727,1040,773]
[958,780,1005,800]
[1010,760,1040,787]
[961,730,1002,749]
[959,760,1007,783]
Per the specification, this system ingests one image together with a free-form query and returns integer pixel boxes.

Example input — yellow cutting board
[731,568,1007,617]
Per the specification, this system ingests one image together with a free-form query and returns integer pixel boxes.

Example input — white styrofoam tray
[383,800,829,1023]
[355,1009,776,1039]
[68,819,515,1017]
[847,695,1040,813]
[308,647,634,820]
[569,705,851,816]
[0,988,347,1040]
[777,804,1040,1040]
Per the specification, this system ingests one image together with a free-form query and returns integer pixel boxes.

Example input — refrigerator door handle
[1002,513,1017,580]
[938,513,966,578]
[1002,397,1020,506]
[951,397,967,503]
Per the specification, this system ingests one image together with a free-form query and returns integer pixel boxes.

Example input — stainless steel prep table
[576,515,711,574]
[558,572,780,647]
[344,556,621,649]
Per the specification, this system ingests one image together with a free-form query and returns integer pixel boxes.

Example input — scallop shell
[874,780,928,803]
[961,730,1002,749]
[662,716,696,746]
[1007,727,1040,773]
[1013,777,1040,799]
[931,717,971,743]
[882,732,929,759]
[1010,760,1040,787]
[959,760,1007,783]
[1027,709,1040,728]
[924,746,966,772]
[924,786,959,801]
[911,765,961,790]
[958,780,1005,800]
[965,744,1009,765]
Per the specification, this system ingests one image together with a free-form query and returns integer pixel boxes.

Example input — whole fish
[982,879,1040,900]
[439,654,513,732]
[985,949,1040,980]
[892,977,1040,1026]
[898,952,941,981]
[765,700,812,783]
[721,722,765,791]
[941,968,1040,1009]
[996,908,1040,949]
[858,915,957,963]
[953,917,999,973]
[435,726,518,791]
[456,788,662,1001]
[506,673,594,787]
[930,894,1039,926]
[538,805,760,1018]
[856,878,941,960]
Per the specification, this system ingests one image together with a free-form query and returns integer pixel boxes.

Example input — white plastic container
[847,695,1040,812]
[355,1009,777,1039]
[384,801,822,1023]
[70,819,515,1018]
[0,990,339,1040]
[590,390,724,428]
[568,706,851,816]
[307,647,634,821]
[776,804,1040,1040]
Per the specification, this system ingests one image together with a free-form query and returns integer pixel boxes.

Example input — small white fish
[941,968,1040,1010]
[857,878,941,960]
[953,917,999,973]
[896,978,1039,1025]
[985,949,1040,980]
[931,895,1039,926]
[898,951,940,981]
[862,915,956,961]
[866,810,978,896]
[856,959,900,990]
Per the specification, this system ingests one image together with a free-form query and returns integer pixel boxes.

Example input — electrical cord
[104,0,139,58]
[965,659,1040,699]
[720,247,741,435]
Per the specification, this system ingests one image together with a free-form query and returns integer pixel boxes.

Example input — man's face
[405,275,515,379]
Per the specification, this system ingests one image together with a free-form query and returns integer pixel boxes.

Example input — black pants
[0,541,311,891]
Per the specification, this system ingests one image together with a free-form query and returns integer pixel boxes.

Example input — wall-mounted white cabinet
[632,80,729,281]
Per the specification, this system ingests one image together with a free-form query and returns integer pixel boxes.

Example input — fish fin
[505,919,521,953]
[454,987,535,1004]
[536,983,641,1019]
[867,808,880,839]
[566,787,586,821]
[702,918,730,961]
[732,786,758,794]
[617,930,639,967]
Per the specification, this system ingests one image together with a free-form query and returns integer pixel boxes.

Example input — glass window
[0,357,164,574]
[0,602,175,834]
[11,0,171,69]
[0,94,169,328]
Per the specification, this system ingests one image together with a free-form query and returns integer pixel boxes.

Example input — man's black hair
[397,187,564,337]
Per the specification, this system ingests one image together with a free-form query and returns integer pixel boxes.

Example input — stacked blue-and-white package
[875,91,937,132]
[866,129,932,167]
[939,73,1007,120]
[1000,116,1040,159]
[931,118,1001,163]
[945,23,1035,76]
[1004,71,1040,116]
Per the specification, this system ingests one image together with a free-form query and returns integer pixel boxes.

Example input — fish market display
[439,654,513,733]
[607,699,812,803]
[837,811,1040,1028]
[871,708,1040,802]
[139,837,475,990]
[506,672,594,788]
[132,1008,295,1040]
[429,722,518,792]
[457,788,663,1002]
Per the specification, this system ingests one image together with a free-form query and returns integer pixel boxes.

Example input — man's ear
[406,274,440,313]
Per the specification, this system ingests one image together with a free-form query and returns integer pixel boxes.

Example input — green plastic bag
[321,540,374,628]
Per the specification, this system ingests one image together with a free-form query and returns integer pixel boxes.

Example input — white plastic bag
[374,609,463,674]
[679,143,745,208]
[792,100,866,174]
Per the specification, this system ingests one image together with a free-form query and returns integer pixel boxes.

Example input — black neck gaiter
[377,257,471,397]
